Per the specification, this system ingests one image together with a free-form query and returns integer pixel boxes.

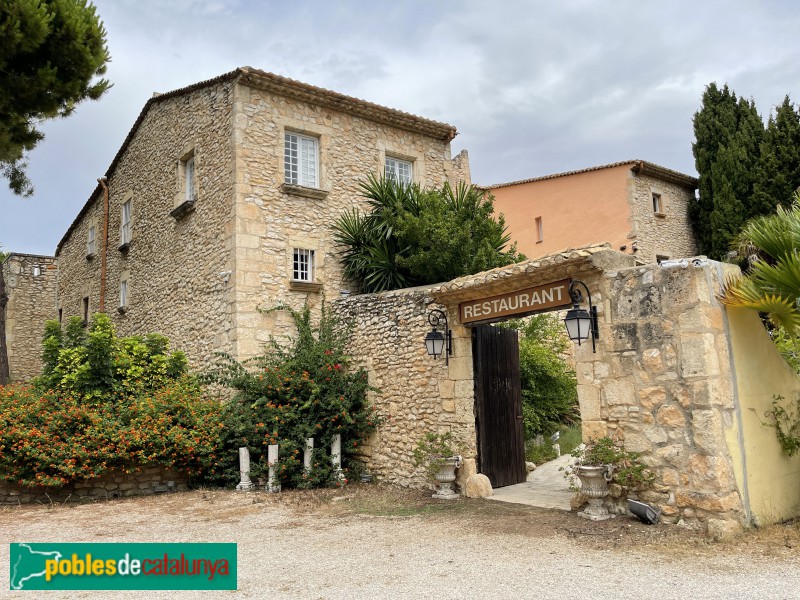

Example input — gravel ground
[1,487,799,599]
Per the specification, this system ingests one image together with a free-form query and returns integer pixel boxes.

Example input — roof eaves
[238,66,457,142]
[483,159,698,190]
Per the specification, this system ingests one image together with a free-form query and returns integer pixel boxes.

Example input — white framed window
[184,155,196,202]
[119,279,128,309]
[385,157,413,185]
[284,132,318,188]
[87,225,96,256]
[652,192,664,215]
[292,248,315,282]
[121,200,132,245]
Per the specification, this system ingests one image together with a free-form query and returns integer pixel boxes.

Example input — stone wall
[332,288,476,487]
[627,172,698,263]
[578,258,745,536]
[0,467,189,504]
[3,253,57,381]
[450,149,472,186]
[333,245,765,534]
[230,81,466,361]
[56,80,239,370]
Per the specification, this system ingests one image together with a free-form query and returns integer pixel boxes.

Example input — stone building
[1,253,57,381]
[486,160,698,264]
[52,67,470,370]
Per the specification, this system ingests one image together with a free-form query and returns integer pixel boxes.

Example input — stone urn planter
[575,464,613,521]
[413,432,466,500]
[432,455,463,500]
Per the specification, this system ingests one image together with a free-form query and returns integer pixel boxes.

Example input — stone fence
[0,467,189,505]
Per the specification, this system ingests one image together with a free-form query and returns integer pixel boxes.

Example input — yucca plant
[332,175,522,294]
[720,193,800,335]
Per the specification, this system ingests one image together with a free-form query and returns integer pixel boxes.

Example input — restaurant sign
[459,279,572,324]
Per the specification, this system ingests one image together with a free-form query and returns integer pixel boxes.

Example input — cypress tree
[751,96,800,216]
[691,84,764,259]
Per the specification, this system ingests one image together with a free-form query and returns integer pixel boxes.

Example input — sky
[2,0,800,256]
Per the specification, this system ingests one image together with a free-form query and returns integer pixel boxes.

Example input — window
[292,248,315,282]
[58,308,63,323]
[535,217,543,243]
[87,225,96,256]
[652,192,664,215]
[121,200,132,246]
[119,279,128,311]
[31,265,41,277]
[284,132,318,188]
[385,157,413,185]
[184,155,196,202]
[82,297,89,326]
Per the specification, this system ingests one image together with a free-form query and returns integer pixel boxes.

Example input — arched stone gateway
[332,243,800,535]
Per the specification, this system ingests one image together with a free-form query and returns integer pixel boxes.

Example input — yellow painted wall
[726,306,800,525]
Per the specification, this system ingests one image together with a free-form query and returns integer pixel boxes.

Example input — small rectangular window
[385,157,413,185]
[121,200,132,245]
[87,225,96,256]
[652,192,664,215]
[184,155,196,202]
[284,133,319,188]
[58,308,63,323]
[119,279,128,309]
[82,297,89,326]
[535,216,543,243]
[292,248,315,282]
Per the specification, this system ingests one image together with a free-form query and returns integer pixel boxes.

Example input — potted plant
[412,432,464,499]
[566,437,654,521]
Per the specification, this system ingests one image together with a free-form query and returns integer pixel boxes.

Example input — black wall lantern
[563,280,599,353]
[424,309,452,364]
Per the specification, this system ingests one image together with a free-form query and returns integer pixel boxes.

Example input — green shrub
[525,424,582,465]
[503,315,579,438]
[203,305,381,489]
[38,313,188,400]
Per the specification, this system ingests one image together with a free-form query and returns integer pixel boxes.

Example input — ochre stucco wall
[489,165,632,260]
[725,305,800,526]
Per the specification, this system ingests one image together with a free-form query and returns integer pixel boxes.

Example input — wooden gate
[472,324,526,488]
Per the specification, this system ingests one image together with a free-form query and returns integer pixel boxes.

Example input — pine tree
[0,0,110,196]
[751,96,800,216]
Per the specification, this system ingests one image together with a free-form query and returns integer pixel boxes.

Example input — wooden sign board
[459,279,572,325]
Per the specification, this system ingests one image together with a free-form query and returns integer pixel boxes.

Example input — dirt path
[1,487,799,599]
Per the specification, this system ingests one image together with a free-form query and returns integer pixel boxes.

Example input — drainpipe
[97,177,109,313]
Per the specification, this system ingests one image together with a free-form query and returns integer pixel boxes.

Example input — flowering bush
[0,316,223,488]
[203,305,381,489]
[0,379,224,488]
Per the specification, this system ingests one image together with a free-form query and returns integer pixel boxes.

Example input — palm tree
[720,193,800,334]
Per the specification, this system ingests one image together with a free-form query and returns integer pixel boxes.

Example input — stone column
[331,434,343,480]
[267,444,280,493]
[235,447,254,491]
[304,437,314,472]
